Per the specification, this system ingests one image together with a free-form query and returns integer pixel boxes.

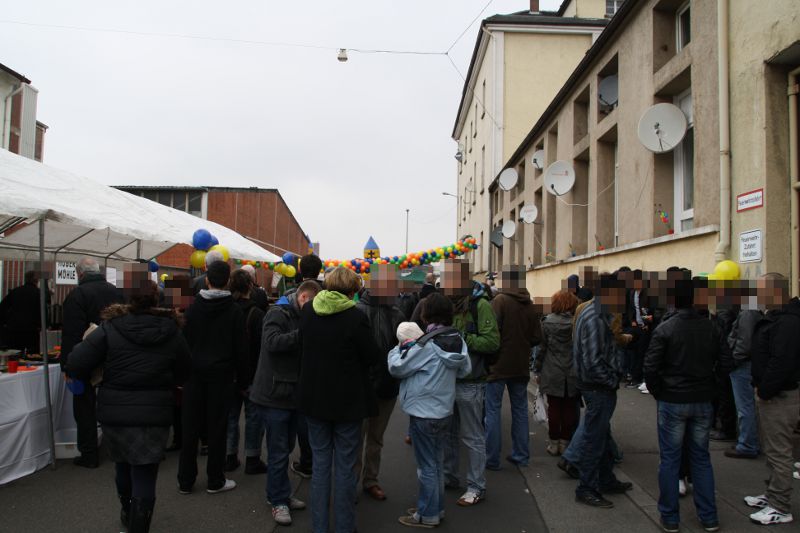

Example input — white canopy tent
[0,147,281,470]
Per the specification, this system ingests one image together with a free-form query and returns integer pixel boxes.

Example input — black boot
[244,456,267,475]
[119,494,131,527]
[224,454,240,472]
[128,497,155,533]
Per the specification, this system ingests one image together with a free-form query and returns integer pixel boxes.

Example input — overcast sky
[1,0,560,260]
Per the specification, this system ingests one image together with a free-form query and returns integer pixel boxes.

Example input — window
[157,192,172,207]
[481,80,486,119]
[473,104,478,137]
[674,90,694,232]
[472,165,477,205]
[173,192,187,211]
[481,145,486,192]
[676,2,690,50]
[143,191,157,202]
[469,122,473,152]
[605,0,623,17]
[188,192,203,217]
[613,143,619,246]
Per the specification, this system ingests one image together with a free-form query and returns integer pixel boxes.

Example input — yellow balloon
[208,244,230,262]
[275,263,286,275]
[712,260,740,281]
[160,274,169,282]
[284,265,297,278]
[190,250,207,269]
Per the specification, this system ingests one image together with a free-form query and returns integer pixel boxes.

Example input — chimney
[530,0,540,13]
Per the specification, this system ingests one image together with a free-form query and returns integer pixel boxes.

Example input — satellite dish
[598,75,619,107]
[498,168,518,191]
[543,161,576,196]
[490,226,504,248]
[637,103,687,153]
[531,150,545,170]
[519,204,538,224]
[502,220,517,239]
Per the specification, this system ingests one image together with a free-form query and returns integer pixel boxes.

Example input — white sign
[55,261,78,285]
[105,267,117,287]
[739,229,762,263]
[736,189,764,212]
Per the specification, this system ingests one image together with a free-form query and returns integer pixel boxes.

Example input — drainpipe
[714,0,731,262]
[788,65,800,296]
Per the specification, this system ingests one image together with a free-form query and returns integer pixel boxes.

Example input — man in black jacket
[251,280,320,525]
[644,277,720,532]
[745,274,799,526]
[178,260,248,495]
[0,270,43,353]
[61,257,124,468]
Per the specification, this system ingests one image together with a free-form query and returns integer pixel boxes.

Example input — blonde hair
[324,266,361,296]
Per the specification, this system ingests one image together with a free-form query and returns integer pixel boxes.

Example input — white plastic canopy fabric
[0,148,280,263]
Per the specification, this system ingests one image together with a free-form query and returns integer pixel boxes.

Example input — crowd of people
[4,251,794,532]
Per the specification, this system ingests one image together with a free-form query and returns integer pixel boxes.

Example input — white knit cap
[396,321,424,344]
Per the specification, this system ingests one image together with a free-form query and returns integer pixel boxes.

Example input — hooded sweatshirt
[451,282,501,381]
[388,327,471,419]
[488,287,541,381]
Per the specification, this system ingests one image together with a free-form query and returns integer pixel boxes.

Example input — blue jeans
[562,415,584,464]
[444,382,487,493]
[576,389,618,496]
[485,379,530,467]
[656,401,718,525]
[410,416,450,525]
[260,406,298,506]
[730,362,760,455]
[306,417,361,533]
[227,393,264,457]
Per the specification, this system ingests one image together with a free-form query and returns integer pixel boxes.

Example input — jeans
[306,417,361,533]
[576,389,618,496]
[296,414,313,469]
[444,382,487,493]
[730,362,760,454]
[485,379,530,467]
[757,391,800,513]
[562,414,584,464]
[409,416,450,526]
[227,393,264,457]
[261,406,298,506]
[656,401,717,524]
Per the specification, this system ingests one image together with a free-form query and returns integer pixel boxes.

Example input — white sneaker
[795,461,800,470]
[638,382,647,391]
[266,497,306,510]
[207,479,236,494]
[457,490,484,506]
[678,479,687,497]
[272,504,292,525]
[744,494,769,509]
[794,471,800,480]
[640,385,650,394]
[750,506,794,525]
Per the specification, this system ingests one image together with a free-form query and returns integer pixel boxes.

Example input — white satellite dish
[498,168,519,191]
[637,103,688,153]
[502,220,517,239]
[519,204,538,224]
[543,160,576,196]
[598,75,619,107]
[531,150,545,170]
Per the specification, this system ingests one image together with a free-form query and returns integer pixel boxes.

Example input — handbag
[532,388,548,425]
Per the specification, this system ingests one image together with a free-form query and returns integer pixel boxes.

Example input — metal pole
[405,209,410,254]
[39,218,56,469]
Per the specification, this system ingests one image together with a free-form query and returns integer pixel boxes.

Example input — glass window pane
[683,127,694,211]
[188,192,202,215]
[173,192,186,211]
[679,8,691,47]
[681,218,694,231]
[143,191,157,202]
[157,192,171,207]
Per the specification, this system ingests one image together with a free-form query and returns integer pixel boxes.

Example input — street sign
[739,229,762,263]
[736,188,764,212]
[55,262,78,285]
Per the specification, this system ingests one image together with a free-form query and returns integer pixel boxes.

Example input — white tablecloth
[0,364,75,485]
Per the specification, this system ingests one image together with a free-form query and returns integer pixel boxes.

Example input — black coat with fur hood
[66,304,192,427]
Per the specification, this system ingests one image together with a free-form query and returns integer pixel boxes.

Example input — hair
[617,266,632,272]
[129,280,159,313]
[421,292,454,326]
[299,254,323,280]
[425,272,436,284]
[324,266,361,296]
[674,279,695,309]
[24,270,38,284]
[206,261,231,289]
[205,250,225,268]
[229,269,253,299]
[296,279,322,297]
[551,289,579,314]
[76,257,100,275]
[761,272,787,281]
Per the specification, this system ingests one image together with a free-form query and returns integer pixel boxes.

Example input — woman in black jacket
[67,280,191,533]
[298,267,381,533]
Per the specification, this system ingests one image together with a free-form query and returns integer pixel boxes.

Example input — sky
[1,0,561,260]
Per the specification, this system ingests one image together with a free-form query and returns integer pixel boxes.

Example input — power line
[446,0,495,53]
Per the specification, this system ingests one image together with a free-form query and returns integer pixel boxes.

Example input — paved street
[2,387,798,533]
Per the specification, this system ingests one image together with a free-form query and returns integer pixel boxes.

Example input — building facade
[0,62,47,162]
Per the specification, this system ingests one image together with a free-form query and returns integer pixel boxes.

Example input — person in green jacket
[440,259,500,507]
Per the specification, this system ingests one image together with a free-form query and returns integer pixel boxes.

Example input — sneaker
[575,491,614,508]
[626,381,642,389]
[638,382,648,391]
[701,521,720,532]
[407,508,445,520]
[398,515,435,528]
[557,458,580,479]
[794,471,800,480]
[750,506,794,525]
[457,490,484,506]
[678,479,687,497]
[744,494,769,508]
[794,462,800,470]
[600,480,633,494]
[725,447,758,459]
[290,461,312,479]
[640,385,650,394]
[207,479,236,494]
[177,483,192,495]
[266,497,306,510]
[660,520,679,533]
[272,505,292,526]
[546,443,560,456]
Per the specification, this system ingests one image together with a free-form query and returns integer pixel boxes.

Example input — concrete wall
[560,0,607,20]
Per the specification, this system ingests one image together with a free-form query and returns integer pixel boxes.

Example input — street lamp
[442,192,457,198]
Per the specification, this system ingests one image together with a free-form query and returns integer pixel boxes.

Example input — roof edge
[0,63,31,84]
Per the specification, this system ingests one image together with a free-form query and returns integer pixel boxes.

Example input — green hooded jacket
[312,290,356,316]
[452,294,501,381]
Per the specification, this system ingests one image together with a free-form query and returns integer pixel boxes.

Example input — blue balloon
[282,252,296,266]
[209,235,219,247]
[148,260,159,273]
[192,229,213,251]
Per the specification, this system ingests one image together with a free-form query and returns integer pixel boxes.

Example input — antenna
[519,204,539,224]
[637,103,688,153]
[501,220,517,239]
[531,150,545,170]
[498,168,519,191]
[543,161,576,196]
[598,75,619,108]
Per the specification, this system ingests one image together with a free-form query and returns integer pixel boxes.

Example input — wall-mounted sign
[739,229,762,263]
[55,262,78,285]
[736,188,764,212]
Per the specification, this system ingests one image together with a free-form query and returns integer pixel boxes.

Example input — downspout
[714,0,731,262]
[788,65,800,296]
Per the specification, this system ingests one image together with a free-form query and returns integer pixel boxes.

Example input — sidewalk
[523,384,800,533]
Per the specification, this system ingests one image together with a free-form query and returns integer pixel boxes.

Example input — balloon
[190,250,207,269]
[148,260,159,273]
[713,260,740,281]
[192,229,213,251]
[282,252,296,266]
[254,262,261,269]
[234,258,242,265]
[208,244,230,262]
[209,235,219,247]
[284,265,297,278]
[160,274,169,282]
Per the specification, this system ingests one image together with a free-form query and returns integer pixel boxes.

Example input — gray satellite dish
[598,75,619,107]
[502,220,517,239]
[637,103,687,153]
[543,160,576,196]
[498,168,519,191]
[519,204,538,224]
[531,150,545,170]
[490,226,504,248]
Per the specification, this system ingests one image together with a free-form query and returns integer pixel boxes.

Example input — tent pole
[39,218,57,469]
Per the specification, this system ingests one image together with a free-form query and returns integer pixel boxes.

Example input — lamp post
[405,209,410,254]
[441,192,457,198]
